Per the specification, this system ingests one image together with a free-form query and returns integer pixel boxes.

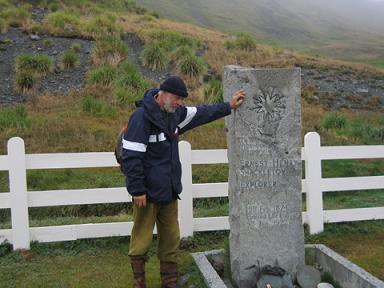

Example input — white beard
[163,95,177,113]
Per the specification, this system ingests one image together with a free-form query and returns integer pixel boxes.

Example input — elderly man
[122,76,245,288]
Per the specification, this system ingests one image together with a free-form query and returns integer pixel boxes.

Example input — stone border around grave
[192,245,384,288]
[191,249,228,288]
[306,244,384,288]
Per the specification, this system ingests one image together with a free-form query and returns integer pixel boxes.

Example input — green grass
[364,58,384,70]
[81,97,118,118]
[225,33,257,51]
[321,112,347,130]
[0,106,30,128]
[0,221,383,287]
[86,65,118,87]
[203,78,223,104]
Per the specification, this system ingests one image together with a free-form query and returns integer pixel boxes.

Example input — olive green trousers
[129,200,180,263]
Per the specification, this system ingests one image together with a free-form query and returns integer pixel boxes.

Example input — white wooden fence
[0,132,383,250]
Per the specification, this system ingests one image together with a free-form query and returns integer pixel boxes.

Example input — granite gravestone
[224,66,305,287]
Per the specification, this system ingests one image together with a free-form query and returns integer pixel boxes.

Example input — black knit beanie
[159,76,188,98]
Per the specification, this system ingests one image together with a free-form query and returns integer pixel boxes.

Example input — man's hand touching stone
[230,89,246,109]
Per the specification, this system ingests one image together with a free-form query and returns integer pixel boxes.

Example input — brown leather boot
[160,261,178,288]
[131,257,146,288]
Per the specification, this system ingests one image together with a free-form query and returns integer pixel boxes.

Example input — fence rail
[0,132,383,250]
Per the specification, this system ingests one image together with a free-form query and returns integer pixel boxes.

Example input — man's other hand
[133,195,147,207]
[230,89,246,109]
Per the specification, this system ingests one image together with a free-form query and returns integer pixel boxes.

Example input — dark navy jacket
[122,88,231,203]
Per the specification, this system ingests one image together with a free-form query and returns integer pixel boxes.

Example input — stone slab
[224,66,305,287]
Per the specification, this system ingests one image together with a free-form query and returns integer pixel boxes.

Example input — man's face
[162,92,184,113]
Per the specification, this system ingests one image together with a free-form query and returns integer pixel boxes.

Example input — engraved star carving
[252,87,286,121]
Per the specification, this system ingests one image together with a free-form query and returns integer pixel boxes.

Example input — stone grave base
[192,245,384,288]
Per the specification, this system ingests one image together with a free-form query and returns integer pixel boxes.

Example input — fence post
[304,132,324,234]
[8,137,30,250]
[178,141,194,237]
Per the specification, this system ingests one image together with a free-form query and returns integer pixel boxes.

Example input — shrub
[0,106,30,128]
[322,113,347,130]
[176,53,206,78]
[81,96,117,118]
[61,50,78,69]
[15,71,37,91]
[15,53,53,75]
[204,79,223,104]
[86,65,118,87]
[71,42,81,52]
[92,36,128,66]
[141,44,167,71]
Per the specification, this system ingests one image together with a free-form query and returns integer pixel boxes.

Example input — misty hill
[137,0,384,67]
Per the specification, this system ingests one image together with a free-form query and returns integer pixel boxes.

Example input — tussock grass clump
[81,96,118,118]
[170,45,194,63]
[176,53,207,78]
[71,43,81,52]
[144,29,198,51]
[0,18,7,33]
[46,11,79,29]
[322,113,348,130]
[0,106,30,128]
[44,11,80,36]
[0,3,31,31]
[15,72,37,92]
[43,38,54,48]
[82,14,121,38]
[86,65,118,87]
[15,54,53,76]
[14,53,53,91]
[141,44,167,71]
[203,78,223,104]
[61,50,78,69]
[225,33,257,51]
[91,36,128,66]
[114,61,149,103]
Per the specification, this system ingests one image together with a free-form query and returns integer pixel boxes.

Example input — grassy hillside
[137,0,384,68]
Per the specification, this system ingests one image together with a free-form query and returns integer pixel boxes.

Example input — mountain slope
[137,0,384,66]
